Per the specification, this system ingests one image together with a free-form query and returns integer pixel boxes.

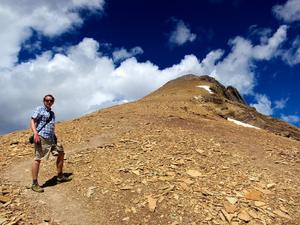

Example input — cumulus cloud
[250,95,289,116]
[169,20,197,46]
[112,47,144,62]
[251,25,287,60]
[280,36,300,65]
[0,25,288,133]
[273,0,300,23]
[206,25,288,95]
[248,25,273,44]
[0,0,105,69]
[250,94,273,115]
[281,114,300,123]
[0,0,290,135]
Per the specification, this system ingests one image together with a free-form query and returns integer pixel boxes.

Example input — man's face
[44,97,54,109]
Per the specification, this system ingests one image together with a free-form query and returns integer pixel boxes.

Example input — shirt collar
[43,105,51,112]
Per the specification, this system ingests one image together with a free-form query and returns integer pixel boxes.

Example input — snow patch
[227,118,260,129]
[197,85,213,94]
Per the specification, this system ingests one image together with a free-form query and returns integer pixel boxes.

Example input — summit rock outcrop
[145,74,300,141]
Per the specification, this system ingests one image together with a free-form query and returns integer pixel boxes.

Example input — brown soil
[0,75,299,225]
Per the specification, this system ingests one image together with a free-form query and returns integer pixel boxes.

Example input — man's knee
[33,159,41,164]
[58,151,65,158]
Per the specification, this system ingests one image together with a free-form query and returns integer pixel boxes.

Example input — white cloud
[112,47,144,62]
[274,98,289,109]
[281,114,300,123]
[0,0,105,68]
[250,94,273,115]
[205,25,288,95]
[280,36,300,65]
[248,25,273,44]
[273,0,300,23]
[252,25,287,60]
[0,25,287,133]
[0,0,290,136]
[169,20,197,46]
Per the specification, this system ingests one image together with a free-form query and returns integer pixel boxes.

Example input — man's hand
[34,133,40,143]
[30,118,40,143]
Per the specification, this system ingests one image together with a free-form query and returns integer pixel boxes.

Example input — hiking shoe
[57,175,72,183]
[31,183,44,193]
[51,150,59,156]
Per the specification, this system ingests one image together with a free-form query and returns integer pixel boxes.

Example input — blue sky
[0,0,300,134]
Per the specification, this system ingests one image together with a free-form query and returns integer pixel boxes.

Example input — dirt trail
[3,145,104,225]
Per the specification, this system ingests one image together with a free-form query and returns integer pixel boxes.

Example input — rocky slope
[0,74,299,225]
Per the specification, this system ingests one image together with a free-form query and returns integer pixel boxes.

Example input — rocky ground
[0,75,299,225]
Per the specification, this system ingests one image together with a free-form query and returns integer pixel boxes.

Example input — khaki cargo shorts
[34,136,64,160]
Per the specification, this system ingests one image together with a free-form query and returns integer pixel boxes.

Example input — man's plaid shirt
[32,106,55,139]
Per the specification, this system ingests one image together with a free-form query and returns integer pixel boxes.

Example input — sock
[58,172,63,178]
[33,179,38,185]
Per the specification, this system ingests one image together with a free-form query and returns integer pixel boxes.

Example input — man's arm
[30,118,40,143]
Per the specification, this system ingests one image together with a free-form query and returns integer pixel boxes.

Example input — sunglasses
[44,99,54,103]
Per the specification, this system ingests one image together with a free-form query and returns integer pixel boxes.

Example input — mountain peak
[145,74,247,105]
[144,74,300,141]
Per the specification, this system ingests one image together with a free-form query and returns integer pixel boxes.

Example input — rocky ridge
[0,74,300,225]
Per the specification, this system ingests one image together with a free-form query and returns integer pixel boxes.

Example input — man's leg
[56,152,72,183]
[31,160,44,192]
[56,151,64,175]
[32,159,40,181]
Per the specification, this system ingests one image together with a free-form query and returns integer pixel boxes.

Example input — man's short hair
[43,94,55,102]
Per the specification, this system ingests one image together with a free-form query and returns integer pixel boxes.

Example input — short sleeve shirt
[32,106,55,139]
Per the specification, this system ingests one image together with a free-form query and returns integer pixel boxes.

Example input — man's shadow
[41,172,73,188]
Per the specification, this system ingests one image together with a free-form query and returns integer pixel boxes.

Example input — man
[30,94,71,193]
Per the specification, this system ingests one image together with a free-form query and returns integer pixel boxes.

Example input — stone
[223,201,237,213]
[195,149,205,154]
[279,206,289,214]
[147,196,157,212]
[255,187,272,195]
[226,197,238,205]
[266,183,276,189]
[87,186,96,197]
[131,207,137,214]
[179,178,195,185]
[231,222,239,225]
[131,170,140,175]
[122,217,130,221]
[273,209,292,220]
[220,209,234,222]
[0,217,8,225]
[254,201,266,207]
[0,196,10,204]
[173,194,179,200]
[247,209,259,219]
[202,189,214,196]
[248,220,264,225]
[158,176,175,181]
[179,182,189,191]
[244,190,263,201]
[174,159,185,165]
[238,210,251,222]
[186,169,202,177]
[249,176,260,181]
[219,211,226,222]
[120,185,134,190]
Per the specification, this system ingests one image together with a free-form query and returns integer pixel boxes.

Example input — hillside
[0,75,300,225]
